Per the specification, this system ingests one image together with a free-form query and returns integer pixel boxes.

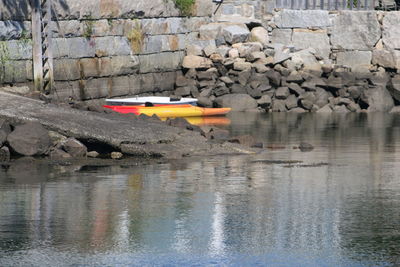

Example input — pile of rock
[173,25,400,113]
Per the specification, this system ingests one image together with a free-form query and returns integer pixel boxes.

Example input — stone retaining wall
[0,0,215,101]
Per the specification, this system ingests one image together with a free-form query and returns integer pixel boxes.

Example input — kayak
[105,96,198,106]
[176,117,231,126]
[103,104,231,118]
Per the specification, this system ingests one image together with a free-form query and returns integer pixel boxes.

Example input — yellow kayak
[104,105,231,118]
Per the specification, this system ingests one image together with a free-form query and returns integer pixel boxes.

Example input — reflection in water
[1,113,400,266]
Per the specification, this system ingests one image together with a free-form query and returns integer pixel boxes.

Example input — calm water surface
[1,113,400,267]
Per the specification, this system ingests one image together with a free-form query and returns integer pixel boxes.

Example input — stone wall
[0,0,215,101]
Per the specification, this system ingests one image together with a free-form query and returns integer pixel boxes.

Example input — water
[1,112,400,267]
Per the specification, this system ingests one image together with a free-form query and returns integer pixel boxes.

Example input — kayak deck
[103,105,231,118]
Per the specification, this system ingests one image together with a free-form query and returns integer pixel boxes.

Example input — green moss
[174,0,195,16]
[126,20,144,54]
[83,20,95,39]
[0,41,10,83]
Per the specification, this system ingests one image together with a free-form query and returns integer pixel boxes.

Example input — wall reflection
[1,113,400,265]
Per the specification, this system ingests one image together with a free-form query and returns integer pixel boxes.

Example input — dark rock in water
[299,142,314,152]
[7,122,51,156]
[229,135,258,147]
[49,147,72,159]
[166,117,203,135]
[289,107,307,113]
[332,105,350,113]
[0,146,10,162]
[61,138,87,157]
[205,128,230,141]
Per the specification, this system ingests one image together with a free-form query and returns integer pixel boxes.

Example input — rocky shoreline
[0,91,262,164]
[173,33,400,114]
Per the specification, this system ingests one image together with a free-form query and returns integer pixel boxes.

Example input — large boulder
[331,11,381,50]
[382,12,400,49]
[362,86,394,112]
[215,94,258,111]
[291,48,322,76]
[222,25,250,44]
[7,122,51,156]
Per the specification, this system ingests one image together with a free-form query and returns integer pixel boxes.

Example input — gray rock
[186,44,203,56]
[214,85,230,97]
[289,107,307,113]
[347,101,361,112]
[230,84,247,94]
[331,11,380,50]
[274,10,331,28]
[362,86,394,112]
[238,70,251,86]
[62,138,87,157]
[286,71,303,84]
[222,25,250,44]
[299,92,316,110]
[347,86,362,100]
[265,70,281,87]
[138,52,183,73]
[271,99,287,112]
[203,44,217,57]
[332,105,350,113]
[316,104,332,113]
[314,88,331,108]
[220,76,234,86]
[274,45,291,65]
[233,61,252,71]
[216,94,258,111]
[199,23,222,40]
[257,95,272,109]
[197,96,213,107]
[275,87,290,99]
[291,48,322,76]
[53,37,95,59]
[299,142,314,152]
[285,94,298,110]
[382,12,400,49]
[7,122,51,156]
[246,86,262,99]
[288,83,305,96]
[49,148,72,159]
[175,86,192,97]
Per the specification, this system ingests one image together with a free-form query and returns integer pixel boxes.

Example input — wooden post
[42,0,54,93]
[31,0,43,92]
